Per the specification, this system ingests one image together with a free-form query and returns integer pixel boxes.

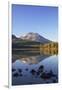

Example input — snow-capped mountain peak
[20,32,51,43]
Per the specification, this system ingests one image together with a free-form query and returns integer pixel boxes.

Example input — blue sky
[12,4,58,41]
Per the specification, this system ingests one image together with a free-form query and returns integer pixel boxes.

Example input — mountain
[20,32,51,43]
[12,35,17,39]
[12,34,23,41]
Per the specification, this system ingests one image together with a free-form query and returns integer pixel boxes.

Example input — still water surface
[12,53,58,85]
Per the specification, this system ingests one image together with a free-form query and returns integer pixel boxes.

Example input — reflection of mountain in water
[19,55,50,64]
[12,53,51,64]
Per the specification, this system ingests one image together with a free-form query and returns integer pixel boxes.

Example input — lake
[12,51,58,85]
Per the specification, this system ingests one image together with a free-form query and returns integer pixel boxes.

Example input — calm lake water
[12,52,58,85]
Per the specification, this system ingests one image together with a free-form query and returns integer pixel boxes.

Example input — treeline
[12,40,41,49]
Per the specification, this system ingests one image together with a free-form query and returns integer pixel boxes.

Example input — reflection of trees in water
[12,65,58,83]
[12,51,40,63]
[12,48,58,63]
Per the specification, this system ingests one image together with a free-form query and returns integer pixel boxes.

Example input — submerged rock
[30,69,36,75]
[38,65,44,70]
[20,73,23,76]
[40,72,51,79]
[52,79,57,83]
[12,68,16,72]
[40,70,56,80]
[37,65,44,75]
[13,72,19,77]
[25,68,28,71]
[18,68,22,73]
